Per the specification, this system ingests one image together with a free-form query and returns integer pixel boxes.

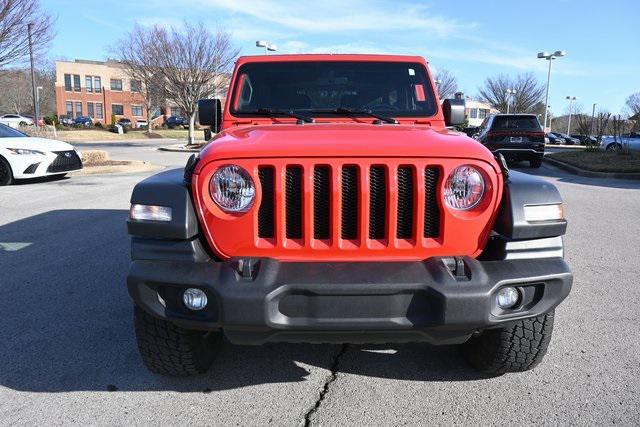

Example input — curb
[158,144,201,153]
[72,161,164,176]
[543,156,640,180]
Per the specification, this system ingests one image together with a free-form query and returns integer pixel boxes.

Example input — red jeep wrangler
[127,54,572,376]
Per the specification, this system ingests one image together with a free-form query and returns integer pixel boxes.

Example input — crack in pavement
[303,344,349,426]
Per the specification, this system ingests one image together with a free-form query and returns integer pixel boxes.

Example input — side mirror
[198,98,222,133]
[442,98,465,127]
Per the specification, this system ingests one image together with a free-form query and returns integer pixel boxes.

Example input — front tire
[0,156,14,186]
[461,311,555,374]
[134,305,222,376]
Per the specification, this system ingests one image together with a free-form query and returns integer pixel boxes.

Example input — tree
[150,22,239,144]
[434,68,457,100]
[0,0,54,69]
[625,92,640,117]
[478,73,545,114]
[114,25,165,134]
[0,64,55,116]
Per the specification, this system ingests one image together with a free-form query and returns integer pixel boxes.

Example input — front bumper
[128,256,572,345]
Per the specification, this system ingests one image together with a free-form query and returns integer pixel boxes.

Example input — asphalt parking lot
[1,143,639,425]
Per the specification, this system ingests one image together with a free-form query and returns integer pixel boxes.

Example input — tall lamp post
[27,23,40,127]
[566,96,576,134]
[506,89,516,114]
[256,40,277,55]
[537,50,566,133]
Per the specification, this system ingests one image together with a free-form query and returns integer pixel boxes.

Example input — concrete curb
[157,144,202,153]
[543,156,640,180]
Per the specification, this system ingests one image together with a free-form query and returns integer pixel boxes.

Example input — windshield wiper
[330,107,398,124]
[251,108,314,124]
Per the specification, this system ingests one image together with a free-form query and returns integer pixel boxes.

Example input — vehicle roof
[235,54,428,65]
[491,113,538,117]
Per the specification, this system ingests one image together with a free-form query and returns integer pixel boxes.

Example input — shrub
[79,150,109,165]
[94,122,103,128]
[55,124,65,131]
[111,113,117,126]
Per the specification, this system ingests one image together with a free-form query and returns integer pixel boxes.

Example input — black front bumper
[127,256,572,345]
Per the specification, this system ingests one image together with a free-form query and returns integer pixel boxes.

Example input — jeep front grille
[257,162,442,243]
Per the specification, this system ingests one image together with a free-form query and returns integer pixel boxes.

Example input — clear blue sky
[42,0,639,115]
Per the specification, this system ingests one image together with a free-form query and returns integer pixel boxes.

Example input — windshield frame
[227,59,439,120]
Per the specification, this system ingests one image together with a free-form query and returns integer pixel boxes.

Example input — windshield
[0,123,27,138]
[230,61,438,118]
[492,115,541,131]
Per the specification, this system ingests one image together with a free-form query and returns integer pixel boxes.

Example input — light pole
[566,96,576,134]
[27,23,40,127]
[505,89,516,114]
[256,40,277,55]
[538,50,566,133]
[547,105,552,130]
[590,103,597,136]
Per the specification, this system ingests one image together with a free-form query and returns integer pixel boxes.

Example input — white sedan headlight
[210,165,256,213]
[7,148,46,155]
[443,165,485,210]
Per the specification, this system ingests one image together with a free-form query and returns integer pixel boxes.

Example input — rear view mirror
[442,98,465,127]
[198,99,222,133]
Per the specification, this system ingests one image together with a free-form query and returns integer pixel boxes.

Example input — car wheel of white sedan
[0,156,13,186]
[605,143,621,151]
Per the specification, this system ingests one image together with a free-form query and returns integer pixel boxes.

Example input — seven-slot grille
[47,151,82,173]
[257,163,441,245]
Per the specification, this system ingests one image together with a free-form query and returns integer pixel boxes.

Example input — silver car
[601,132,640,151]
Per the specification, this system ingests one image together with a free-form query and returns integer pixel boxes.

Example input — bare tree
[625,92,640,117]
[611,115,632,154]
[113,25,165,134]
[0,64,55,116]
[434,68,457,100]
[150,22,239,144]
[0,0,55,69]
[478,73,545,113]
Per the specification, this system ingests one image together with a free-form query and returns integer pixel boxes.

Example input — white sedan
[0,114,34,128]
[0,123,83,186]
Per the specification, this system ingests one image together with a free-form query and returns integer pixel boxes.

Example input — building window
[478,109,487,119]
[131,105,143,116]
[65,101,73,117]
[96,103,104,119]
[110,79,123,91]
[469,108,478,119]
[64,74,72,91]
[73,74,81,92]
[130,79,141,92]
[95,77,102,93]
[86,76,93,92]
[75,102,82,118]
[87,102,94,118]
[111,104,124,115]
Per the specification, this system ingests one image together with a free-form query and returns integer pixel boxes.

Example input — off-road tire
[134,305,222,376]
[0,156,13,186]
[529,157,543,168]
[461,310,554,374]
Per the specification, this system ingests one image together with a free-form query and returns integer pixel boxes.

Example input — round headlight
[443,165,485,210]
[210,165,255,213]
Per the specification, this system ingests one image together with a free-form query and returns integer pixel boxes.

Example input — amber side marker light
[129,204,172,222]
[523,203,564,222]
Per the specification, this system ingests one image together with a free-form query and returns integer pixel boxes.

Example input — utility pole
[566,96,576,134]
[589,103,597,136]
[27,23,40,127]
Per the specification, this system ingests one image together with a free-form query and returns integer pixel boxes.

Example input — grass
[547,151,640,173]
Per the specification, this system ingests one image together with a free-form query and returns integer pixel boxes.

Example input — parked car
[474,113,546,167]
[74,116,94,127]
[0,114,34,128]
[58,115,74,126]
[546,132,566,145]
[126,54,572,377]
[601,132,640,152]
[166,115,188,129]
[570,134,599,145]
[22,115,45,126]
[555,133,580,145]
[135,118,148,129]
[0,123,82,186]
[117,118,133,128]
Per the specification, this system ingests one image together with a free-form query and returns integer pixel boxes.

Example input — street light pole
[256,40,277,55]
[566,96,576,134]
[590,103,597,136]
[27,23,40,127]
[506,89,516,114]
[538,50,566,133]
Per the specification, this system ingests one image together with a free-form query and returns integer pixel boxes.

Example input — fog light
[182,288,208,311]
[497,287,520,309]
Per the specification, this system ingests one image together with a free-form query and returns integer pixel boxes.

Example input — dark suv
[474,114,545,168]
[165,116,188,129]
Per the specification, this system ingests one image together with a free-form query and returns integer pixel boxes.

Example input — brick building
[55,59,168,127]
